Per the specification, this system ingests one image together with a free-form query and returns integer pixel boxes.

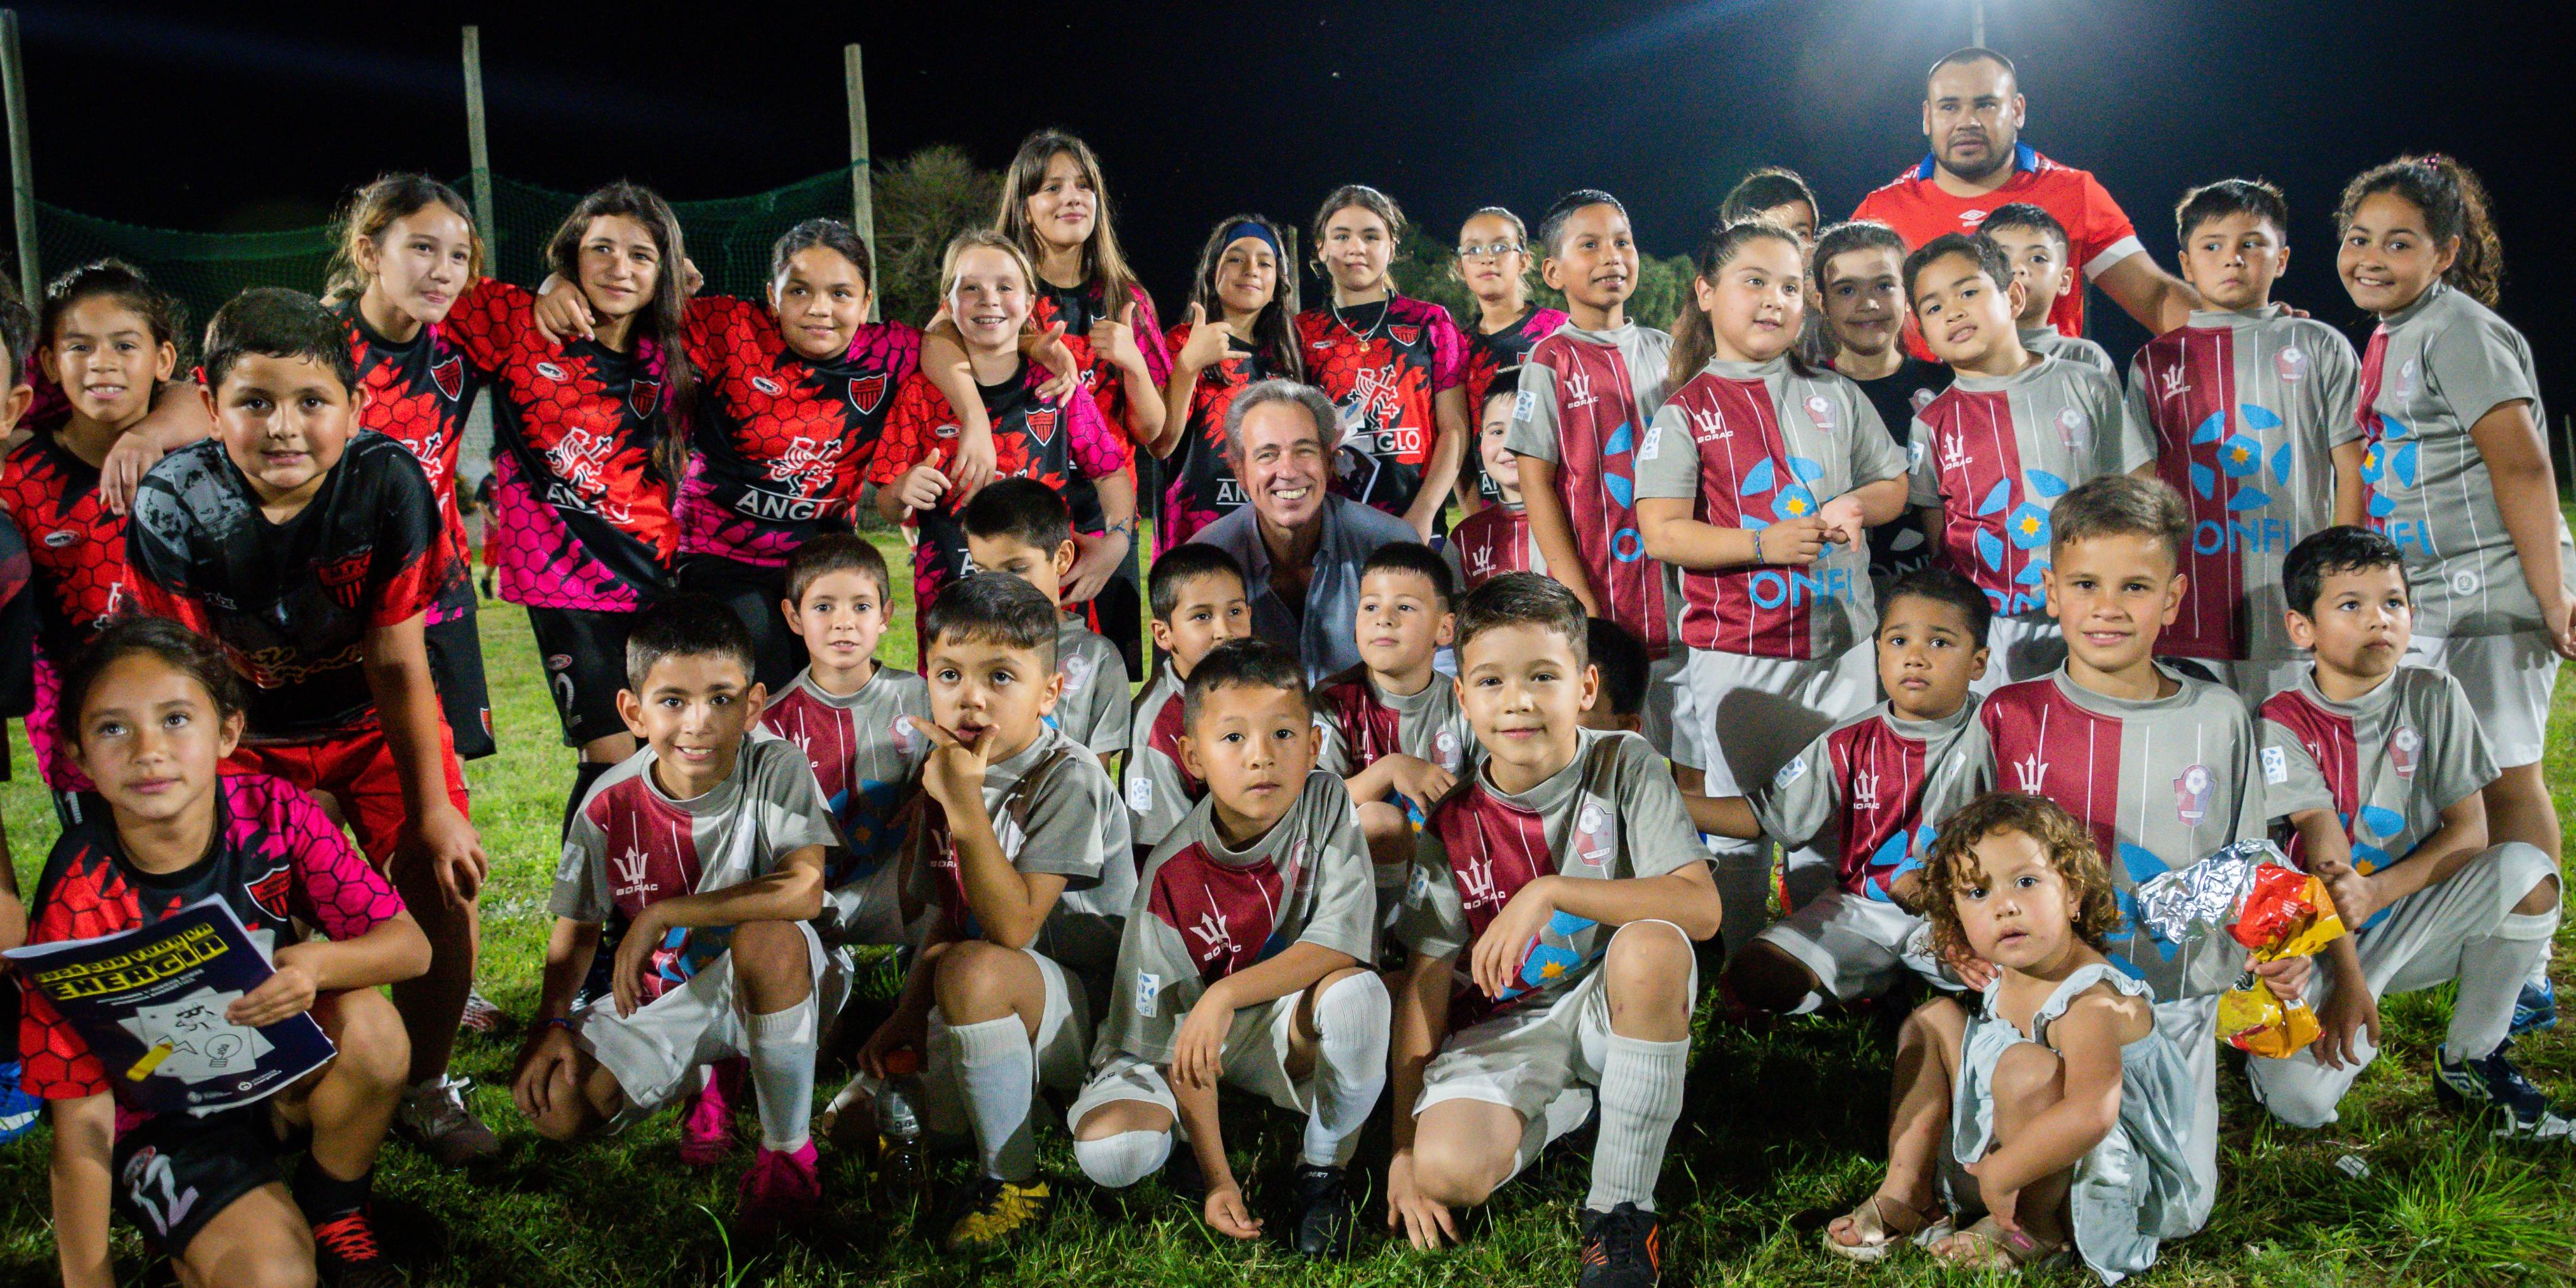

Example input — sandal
[1822,1192,1953,1262]
[1930,1214,2067,1272]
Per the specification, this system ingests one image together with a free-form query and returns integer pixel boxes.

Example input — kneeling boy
[1387,574,1722,1288]
[513,597,839,1234]
[1071,639,1384,1255]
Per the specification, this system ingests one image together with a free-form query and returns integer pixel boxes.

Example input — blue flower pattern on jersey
[652,924,733,995]
[1865,823,1936,903]
[2114,842,2179,962]
[828,778,908,886]
[1604,423,1636,509]
[2360,414,2418,518]
[1498,909,1599,1002]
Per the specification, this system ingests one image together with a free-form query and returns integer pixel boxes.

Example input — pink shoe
[736,1140,822,1238]
[677,1062,741,1167]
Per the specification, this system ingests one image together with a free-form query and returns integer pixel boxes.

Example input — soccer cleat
[2434,1042,2576,1140]
[394,1075,502,1165]
[736,1140,823,1238]
[678,1060,747,1167]
[1579,1202,1663,1288]
[943,1177,1054,1251]
[311,1208,406,1288]
[2511,979,2557,1036]
[457,989,511,1035]
[1291,1163,1356,1258]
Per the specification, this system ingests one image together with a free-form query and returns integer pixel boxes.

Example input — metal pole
[2558,414,2575,504]
[1970,0,1987,45]
[844,43,877,321]
[2,10,40,304]
[461,26,497,257]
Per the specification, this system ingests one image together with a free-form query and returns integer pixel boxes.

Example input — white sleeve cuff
[2083,236,2147,280]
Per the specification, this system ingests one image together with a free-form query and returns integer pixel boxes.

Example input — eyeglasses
[1458,242,1525,260]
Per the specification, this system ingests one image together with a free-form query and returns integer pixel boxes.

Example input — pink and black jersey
[1966,666,2267,998]
[1033,280,1174,441]
[126,435,449,742]
[1296,296,1465,521]
[1157,321,1280,553]
[1635,356,1907,659]
[1503,323,1677,655]
[1396,730,1704,1024]
[17,774,405,1106]
[1906,355,2145,619]
[2259,667,2494,924]
[674,295,921,568]
[340,301,482,614]
[443,280,675,610]
[866,362,1130,620]
[2352,282,2576,638]
[1463,306,1568,501]
[1753,699,1986,900]
[1443,501,1538,592]
[2125,306,2362,661]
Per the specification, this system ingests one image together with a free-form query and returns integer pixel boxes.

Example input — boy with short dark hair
[2124,179,2365,701]
[1579,617,1650,734]
[1904,233,2150,692]
[1977,204,2116,378]
[511,595,840,1233]
[1445,379,1543,591]
[125,287,499,1163]
[1071,639,1385,1256]
[961,477,1128,769]
[1314,542,1475,884]
[1387,574,1722,1288]
[2247,526,2567,1135]
[1126,543,1252,852]
[1960,473,2276,1234]
[1701,567,1993,1015]
[856,574,1134,1249]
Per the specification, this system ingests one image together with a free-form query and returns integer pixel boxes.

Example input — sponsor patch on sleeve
[2261,745,2289,786]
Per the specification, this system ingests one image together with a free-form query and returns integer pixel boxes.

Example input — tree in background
[1392,225,1691,333]
[872,145,1003,326]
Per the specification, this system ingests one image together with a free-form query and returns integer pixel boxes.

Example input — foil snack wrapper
[2133,840,2346,1055]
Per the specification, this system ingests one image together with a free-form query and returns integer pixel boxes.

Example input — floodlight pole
[2,9,40,304]
[1970,0,1987,44]
[462,26,497,255]
[845,43,878,321]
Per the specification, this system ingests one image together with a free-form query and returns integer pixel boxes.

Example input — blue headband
[1223,221,1282,258]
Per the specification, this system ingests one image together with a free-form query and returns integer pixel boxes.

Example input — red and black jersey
[674,296,921,569]
[1294,295,1465,522]
[1155,320,1279,555]
[0,430,131,661]
[125,435,450,742]
[443,280,674,610]
[1461,306,1568,502]
[868,361,1131,620]
[1032,280,1174,442]
[340,301,481,615]
[16,774,406,1108]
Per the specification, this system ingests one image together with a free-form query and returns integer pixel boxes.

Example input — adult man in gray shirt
[1191,380,1423,680]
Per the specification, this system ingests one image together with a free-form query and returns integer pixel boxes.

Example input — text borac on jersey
[1148,840,1297,983]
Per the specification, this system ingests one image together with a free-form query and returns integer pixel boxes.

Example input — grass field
[4,527,2574,1287]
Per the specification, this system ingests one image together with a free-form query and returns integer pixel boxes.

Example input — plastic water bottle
[877,1048,928,1218]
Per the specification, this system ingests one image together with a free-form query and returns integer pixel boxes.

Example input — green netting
[21,165,867,343]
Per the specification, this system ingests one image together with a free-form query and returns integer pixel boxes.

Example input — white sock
[1303,974,1391,1167]
[953,1016,1038,1182]
[2531,937,2556,990]
[2451,908,2560,1060]
[1074,1129,1171,1189]
[741,995,818,1153]
[1587,1033,1688,1213]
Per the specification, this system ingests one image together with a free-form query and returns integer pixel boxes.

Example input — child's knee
[1314,969,1391,1037]
[1992,1041,2065,1102]
[932,940,1027,1021]
[1723,940,1821,1012]
[1604,921,1694,1007]
[2502,847,2562,916]
[1411,1130,1507,1208]
[320,990,410,1091]
[2251,1064,2344,1130]
[729,921,815,996]
[1074,1126,1172,1189]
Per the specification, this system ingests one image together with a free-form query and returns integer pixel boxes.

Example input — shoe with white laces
[394,1075,502,1165]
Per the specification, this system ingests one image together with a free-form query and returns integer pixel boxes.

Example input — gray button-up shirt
[1191,496,1423,681]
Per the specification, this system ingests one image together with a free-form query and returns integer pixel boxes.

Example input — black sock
[564,760,614,840]
[294,1158,373,1223]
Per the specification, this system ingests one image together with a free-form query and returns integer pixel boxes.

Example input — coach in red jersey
[1854,48,2199,338]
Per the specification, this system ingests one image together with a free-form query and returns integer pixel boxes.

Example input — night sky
[8,0,2573,434]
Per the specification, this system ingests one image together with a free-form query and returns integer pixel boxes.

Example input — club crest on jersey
[630,378,662,419]
[315,553,372,611]
[2389,725,2421,779]
[1805,393,1837,433]
[2157,365,2190,402]
[889,714,917,752]
[2055,406,2088,450]
[1850,770,1881,812]
[1434,729,1462,772]
[1911,387,1938,413]
[2011,752,2050,794]
[1025,407,1060,447]
[847,374,888,415]
[1388,323,1422,347]
[2275,347,2308,383]
[2395,358,2419,399]
[535,361,567,382]
[2174,763,2212,825]
[1060,650,1093,694]
[1573,797,1616,869]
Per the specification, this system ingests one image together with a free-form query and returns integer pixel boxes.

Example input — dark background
[6,0,2571,445]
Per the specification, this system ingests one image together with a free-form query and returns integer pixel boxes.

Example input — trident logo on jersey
[1457,848,1504,914]
[1187,908,1241,965]
[1562,366,1598,411]
[2157,365,2191,404]
[1940,430,1972,474]
[1689,404,1729,445]
[2012,752,2051,794]
[761,436,836,484]
[611,843,655,901]
[1851,770,1882,813]
[2174,763,2212,826]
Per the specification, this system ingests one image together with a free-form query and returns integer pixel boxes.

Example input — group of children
[0,116,2563,1288]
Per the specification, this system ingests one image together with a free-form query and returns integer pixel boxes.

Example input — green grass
[5,526,2575,1287]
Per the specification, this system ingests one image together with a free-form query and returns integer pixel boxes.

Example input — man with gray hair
[1191,380,1424,680]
